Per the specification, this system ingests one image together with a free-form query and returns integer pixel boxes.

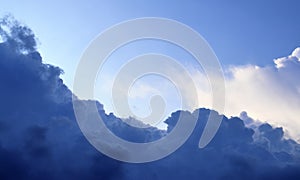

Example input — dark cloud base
[1,16,300,180]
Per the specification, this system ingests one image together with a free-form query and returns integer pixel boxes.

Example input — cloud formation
[1,16,300,179]
[0,16,124,179]
[222,47,300,141]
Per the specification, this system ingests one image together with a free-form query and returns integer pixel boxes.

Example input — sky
[1,1,300,179]
[1,0,300,135]
[1,0,300,87]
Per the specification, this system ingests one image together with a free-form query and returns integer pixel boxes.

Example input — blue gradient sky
[1,1,300,133]
[2,0,300,89]
[3,2,300,178]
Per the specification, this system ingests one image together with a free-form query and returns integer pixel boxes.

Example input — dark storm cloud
[0,16,125,180]
[1,16,300,179]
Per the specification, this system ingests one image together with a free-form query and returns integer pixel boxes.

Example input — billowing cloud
[1,16,300,179]
[131,46,300,141]
[222,47,300,141]
[0,16,124,179]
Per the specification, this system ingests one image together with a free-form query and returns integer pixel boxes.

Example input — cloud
[0,16,125,179]
[222,47,300,141]
[116,47,300,141]
[274,48,300,68]
[1,16,300,179]
[186,47,300,141]
[123,109,300,179]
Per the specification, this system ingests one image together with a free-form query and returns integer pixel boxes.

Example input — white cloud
[93,47,300,141]
[292,47,300,59]
[180,48,300,141]
[274,47,300,68]
[194,47,300,141]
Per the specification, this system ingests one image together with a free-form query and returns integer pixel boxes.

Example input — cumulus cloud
[186,47,300,141]
[222,47,300,141]
[0,16,124,179]
[1,16,300,179]
[123,109,300,179]
[106,46,300,143]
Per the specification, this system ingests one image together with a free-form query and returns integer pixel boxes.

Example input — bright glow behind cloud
[196,48,300,140]
[145,47,300,140]
[95,47,300,141]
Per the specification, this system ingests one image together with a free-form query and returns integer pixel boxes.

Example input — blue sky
[1,0,300,134]
[2,1,300,178]
[1,0,300,88]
